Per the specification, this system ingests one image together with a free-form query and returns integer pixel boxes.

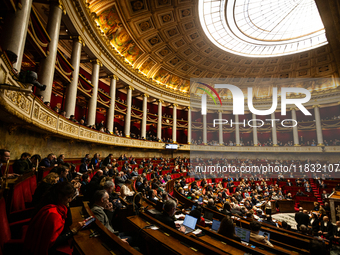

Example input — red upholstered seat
[29,175,37,195]
[21,179,32,203]
[11,184,26,213]
[0,198,28,255]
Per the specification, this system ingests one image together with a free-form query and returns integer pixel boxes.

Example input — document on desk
[192,229,202,235]
[175,214,185,219]
[150,226,159,230]
[175,220,184,225]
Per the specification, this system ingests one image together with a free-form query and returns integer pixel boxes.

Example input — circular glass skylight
[199,0,328,57]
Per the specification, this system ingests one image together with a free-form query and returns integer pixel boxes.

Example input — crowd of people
[191,137,340,147]
[0,150,337,254]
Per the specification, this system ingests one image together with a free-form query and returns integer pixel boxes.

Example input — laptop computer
[234,226,251,243]
[204,211,214,221]
[211,219,221,232]
[198,196,203,202]
[258,231,270,241]
[181,215,198,234]
[191,205,197,211]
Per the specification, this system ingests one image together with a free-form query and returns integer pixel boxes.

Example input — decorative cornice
[71,35,85,47]
[90,58,102,67]
[58,0,67,15]
[69,0,190,102]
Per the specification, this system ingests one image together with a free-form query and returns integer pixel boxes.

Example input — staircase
[310,178,323,205]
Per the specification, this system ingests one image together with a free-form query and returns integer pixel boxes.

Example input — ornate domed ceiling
[199,0,327,57]
[87,0,338,97]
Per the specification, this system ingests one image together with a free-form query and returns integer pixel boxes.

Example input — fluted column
[218,110,223,145]
[87,59,101,126]
[141,93,148,139]
[1,0,33,72]
[252,113,258,146]
[172,104,177,143]
[124,85,134,137]
[157,100,163,141]
[291,108,299,146]
[271,112,278,146]
[235,115,240,146]
[38,1,65,101]
[313,105,324,146]
[106,75,118,132]
[65,36,84,118]
[203,114,207,145]
[187,107,192,144]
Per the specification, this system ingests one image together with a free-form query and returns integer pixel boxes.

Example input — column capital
[187,106,191,110]
[173,104,178,107]
[108,74,119,81]
[71,35,85,46]
[57,0,67,15]
[90,58,102,67]
[290,107,298,111]
[143,93,149,98]
[218,109,223,113]
[126,85,134,91]
[312,105,320,108]
[158,99,164,103]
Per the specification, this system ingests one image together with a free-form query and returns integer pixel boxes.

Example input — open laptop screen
[198,196,203,202]
[234,226,250,243]
[191,205,197,211]
[183,215,197,230]
[211,219,221,231]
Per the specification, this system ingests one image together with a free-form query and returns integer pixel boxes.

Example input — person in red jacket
[24,182,85,255]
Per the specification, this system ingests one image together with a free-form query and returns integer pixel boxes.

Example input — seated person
[24,182,85,254]
[13,152,31,174]
[207,198,220,212]
[120,180,135,200]
[189,206,205,227]
[250,221,274,247]
[218,216,241,242]
[155,200,185,233]
[32,172,59,206]
[91,190,130,244]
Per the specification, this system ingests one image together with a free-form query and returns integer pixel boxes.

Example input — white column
[38,2,65,101]
[124,86,133,137]
[106,75,118,132]
[291,108,299,146]
[314,105,324,146]
[218,110,223,145]
[271,112,278,146]
[141,93,148,139]
[203,114,207,144]
[172,104,177,143]
[252,113,258,146]
[1,0,33,72]
[157,100,163,141]
[235,115,240,146]
[187,107,192,144]
[87,59,101,126]
[65,36,84,118]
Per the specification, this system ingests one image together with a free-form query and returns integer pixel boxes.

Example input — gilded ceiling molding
[68,0,190,103]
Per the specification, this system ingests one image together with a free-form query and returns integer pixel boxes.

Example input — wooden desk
[71,205,142,255]
[299,201,316,211]
[277,200,295,213]
[127,215,207,255]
